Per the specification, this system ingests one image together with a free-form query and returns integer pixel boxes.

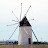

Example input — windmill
[7,3,38,45]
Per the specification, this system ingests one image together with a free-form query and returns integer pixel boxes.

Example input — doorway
[28,38,31,44]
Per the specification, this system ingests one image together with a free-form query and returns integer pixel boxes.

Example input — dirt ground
[0,45,48,48]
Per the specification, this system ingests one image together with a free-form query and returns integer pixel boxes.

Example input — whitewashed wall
[18,26,33,45]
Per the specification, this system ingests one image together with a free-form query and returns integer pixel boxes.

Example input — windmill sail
[12,11,19,21]
[24,5,31,16]
[31,29,38,42]
[9,25,19,39]
[20,3,22,21]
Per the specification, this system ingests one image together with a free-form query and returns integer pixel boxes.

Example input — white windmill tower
[18,16,32,45]
[7,3,38,45]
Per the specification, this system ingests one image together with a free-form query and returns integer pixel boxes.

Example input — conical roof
[20,16,31,27]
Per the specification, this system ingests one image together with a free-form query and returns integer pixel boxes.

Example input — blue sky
[0,0,48,42]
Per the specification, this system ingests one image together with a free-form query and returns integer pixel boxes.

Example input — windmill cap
[19,16,31,27]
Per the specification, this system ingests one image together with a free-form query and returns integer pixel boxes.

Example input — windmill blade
[31,29,38,42]
[28,19,34,21]
[23,27,31,37]
[9,25,19,39]
[7,23,19,26]
[24,5,31,16]
[12,11,19,21]
[20,3,22,21]
[12,20,19,22]
[25,19,34,22]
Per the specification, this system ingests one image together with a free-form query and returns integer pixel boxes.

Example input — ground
[0,45,48,48]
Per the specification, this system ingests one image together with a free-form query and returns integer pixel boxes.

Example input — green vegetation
[12,41,48,45]
[13,41,18,44]
[33,41,48,45]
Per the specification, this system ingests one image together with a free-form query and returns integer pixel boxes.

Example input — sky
[0,0,48,42]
